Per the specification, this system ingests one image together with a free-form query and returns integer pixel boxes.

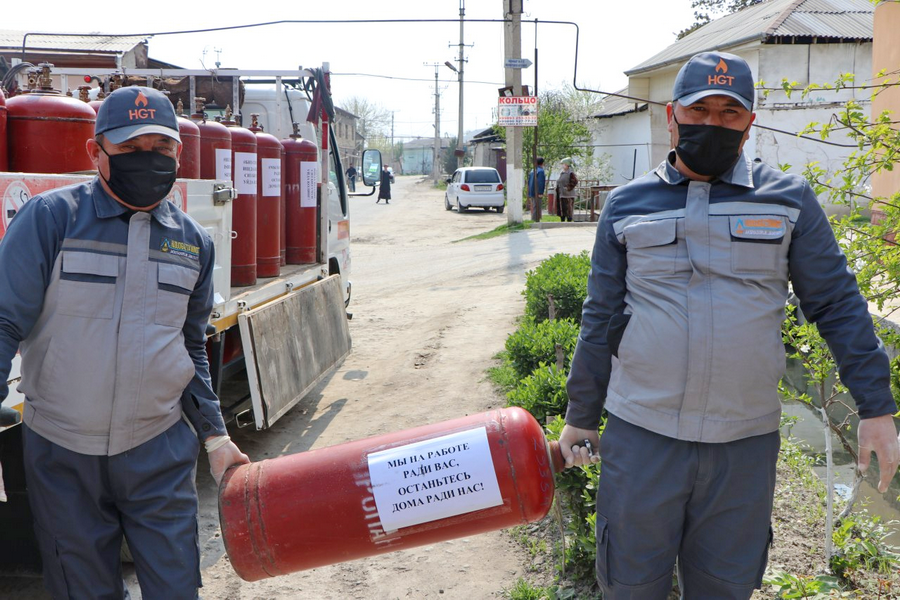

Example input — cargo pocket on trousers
[595,513,611,587]
[755,525,774,588]
[33,520,71,597]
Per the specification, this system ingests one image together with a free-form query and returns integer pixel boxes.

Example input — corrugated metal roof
[626,0,873,76]
[592,89,648,118]
[0,29,148,54]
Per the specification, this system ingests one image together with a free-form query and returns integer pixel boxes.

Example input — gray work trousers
[23,420,202,600]
[596,414,778,599]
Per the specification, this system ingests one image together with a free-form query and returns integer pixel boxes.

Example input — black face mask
[673,113,749,178]
[100,146,177,209]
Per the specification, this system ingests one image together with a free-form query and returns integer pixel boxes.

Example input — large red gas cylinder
[222,108,258,286]
[281,124,318,264]
[219,406,564,582]
[0,87,7,172]
[248,114,282,278]
[176,116,201,179]
[7,64,95,174]
[191,99,232,182]
[172,98,200,179]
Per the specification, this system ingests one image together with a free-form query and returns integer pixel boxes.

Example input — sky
[5,0,699,142]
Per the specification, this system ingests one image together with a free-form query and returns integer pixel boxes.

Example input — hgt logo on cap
[709,59,734,87]
[129,91,156,121]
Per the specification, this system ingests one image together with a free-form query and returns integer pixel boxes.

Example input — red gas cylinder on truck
[190,97,232,181]
[221,106,258,286]
[0,86,8,171]
[174,99,200,179]
[248,113,282,278]
[281,123,318,264]
[219,406,564,581]
[7,63,95,174]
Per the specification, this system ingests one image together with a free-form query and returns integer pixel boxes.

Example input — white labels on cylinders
[215,148,232,182]
[235,152,258,196]
[261,158,282,197]
[301,161,318,208]
[367,427,503,532]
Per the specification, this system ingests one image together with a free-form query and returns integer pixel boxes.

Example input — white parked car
[445,167,505,213]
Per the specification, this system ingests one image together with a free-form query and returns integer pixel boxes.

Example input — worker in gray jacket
[559,51,900,599]
[0,86,250,599]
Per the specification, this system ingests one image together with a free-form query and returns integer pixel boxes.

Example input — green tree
[677,0,763,39]
[493,84,610,188]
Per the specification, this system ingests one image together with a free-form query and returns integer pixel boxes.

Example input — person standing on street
[556,158,577,222]
[0,86,250,599]
[559,51,900,599]
[528,157,546,222]
[377,163,392,204]
[345,163,358,192]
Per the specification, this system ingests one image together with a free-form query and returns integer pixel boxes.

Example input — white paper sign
[367,427,503,532]
[235,152,258,195]
[301,161,318,208]
[215,148,232,182]
[261,158,282,197]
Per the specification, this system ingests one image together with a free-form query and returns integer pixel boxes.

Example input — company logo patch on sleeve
[730,216,786,240]
[161,238,200,259]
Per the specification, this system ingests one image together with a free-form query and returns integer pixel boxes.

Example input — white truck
[0,64,381,573]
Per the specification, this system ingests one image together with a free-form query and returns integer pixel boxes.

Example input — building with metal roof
[0,29,151,71]
[627,0,874,76]
[591,0,877,202]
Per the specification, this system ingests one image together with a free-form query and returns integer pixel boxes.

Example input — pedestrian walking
[345,163,357,192]
[377,164,392,204]
[559,51,900,599]
[556,159,577,222]
[527,157,546,222]
[0,86,250,599]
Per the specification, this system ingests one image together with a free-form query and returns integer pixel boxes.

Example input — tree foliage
[493,83,611,186]
[677,0,764,39]
[339,96,391,152]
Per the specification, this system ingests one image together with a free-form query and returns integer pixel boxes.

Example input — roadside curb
[530,221,598,230]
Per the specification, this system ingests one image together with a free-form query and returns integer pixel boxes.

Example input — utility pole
[390,111,395,170]
[424,63,442,184]
[504,0,524,224]
[448,0,472,171]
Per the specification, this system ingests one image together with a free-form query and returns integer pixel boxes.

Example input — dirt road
[2,176,597,599]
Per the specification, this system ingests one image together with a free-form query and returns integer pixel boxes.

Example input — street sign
[504,58,533,69]
[498,96,538,127]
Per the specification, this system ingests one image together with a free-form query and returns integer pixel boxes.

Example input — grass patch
[454,221,532,242]
[503,578,555,600]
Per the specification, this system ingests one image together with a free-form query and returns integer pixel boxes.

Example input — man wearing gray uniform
[0,86,249,598]
[559,51,900,598]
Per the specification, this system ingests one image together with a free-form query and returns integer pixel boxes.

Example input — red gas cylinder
[219,406,563,582]
[191,98,232,181]
[281,123,318,264]
[221,107,258,287]
[0,87,8,171]
[248,114,282,278]
[7,64,95,174]
[175,108,201,180]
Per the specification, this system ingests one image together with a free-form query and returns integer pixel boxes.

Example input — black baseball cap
[95,86,181,144]
[672,51,754,111]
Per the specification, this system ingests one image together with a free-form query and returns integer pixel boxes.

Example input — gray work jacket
[566,152,895,443]
[0,179,227,455]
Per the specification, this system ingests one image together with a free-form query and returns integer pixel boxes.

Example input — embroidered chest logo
[732,217,786,240]
[161,238,200,259]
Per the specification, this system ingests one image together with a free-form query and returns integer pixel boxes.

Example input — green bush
[505,318,580,381]
[523,251,591,324]
[507,364,570,424]
[545,416,603,583]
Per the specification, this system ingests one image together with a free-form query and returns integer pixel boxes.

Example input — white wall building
[593,0,875,212]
